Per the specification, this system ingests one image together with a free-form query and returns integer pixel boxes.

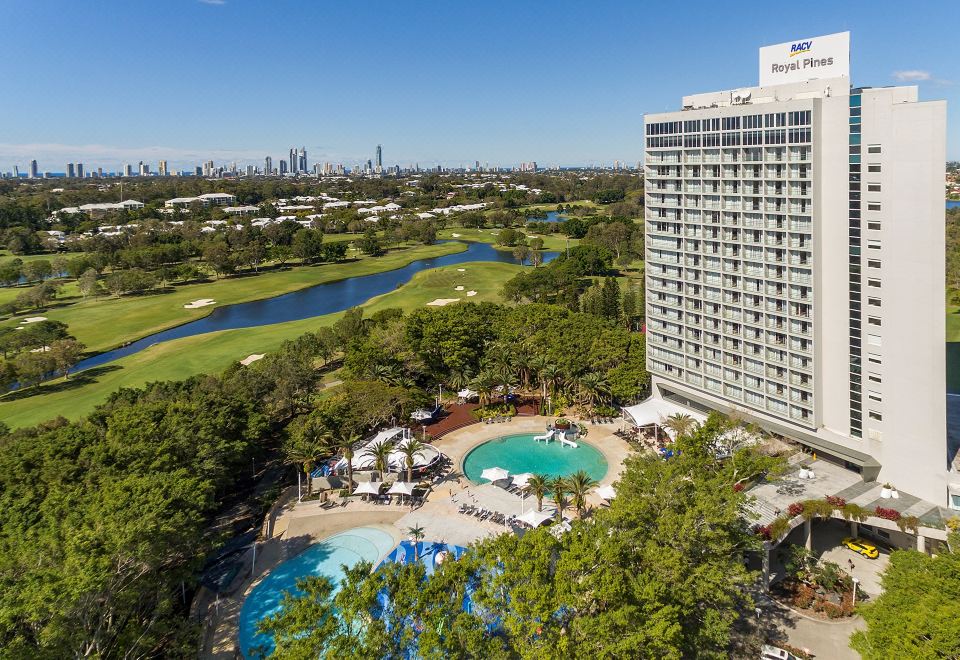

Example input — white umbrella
[480,466,510,482]
[517,509,553,528]
[596,484,617,501]
[354,481,382,496]
[512,473,534,487]
[411,409,433,421]
[387,481,415,496]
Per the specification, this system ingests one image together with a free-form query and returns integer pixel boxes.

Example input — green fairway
[948,304,960,342]
[436,227,575,252]
[0,261,523,429]
[1,242,466,353]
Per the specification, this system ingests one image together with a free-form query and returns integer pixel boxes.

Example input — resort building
[643,32,956,508]
[164,192,237,208]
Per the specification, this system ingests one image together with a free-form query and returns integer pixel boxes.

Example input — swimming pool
[237,526,396,658]
[462,433,608,485]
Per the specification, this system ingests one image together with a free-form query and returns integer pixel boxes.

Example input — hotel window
[867,183,881,192]
[868,164,881,173]
[867,334,882,346]
[868,391,882,403]
[868,297,881,307]
[867,259,881,268]
[868,316,882,327]
[868,410,883,421]
[868,278,881,288]
[867,203,881,211]
[867,145,882,154]
[868,353,882,365]
[867,221,881,231]
[867,239,881,250]
[868,373,882,384]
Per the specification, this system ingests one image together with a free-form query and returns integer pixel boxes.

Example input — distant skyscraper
[13,165,20,178]
[298,147,307,173]
[123,163,133,177]
[264,156,273,175]
[246,164,255,177]
[29,160,38,178]
[279,159,288,175]
[376,144,383,168]
[158,160,168,176]
[289,148,297,174]
[139,161,149,176]
[66,163,75,178]
[76,163,84,178]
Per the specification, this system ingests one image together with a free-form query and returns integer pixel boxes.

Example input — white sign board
[759,31,849,86]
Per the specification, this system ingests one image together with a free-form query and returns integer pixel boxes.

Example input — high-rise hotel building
[643,32,955,507]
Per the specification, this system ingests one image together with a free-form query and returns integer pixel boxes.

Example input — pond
[71,241,558,373]
[527,211,566,223]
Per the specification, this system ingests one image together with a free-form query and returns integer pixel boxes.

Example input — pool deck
[199,416,633,659]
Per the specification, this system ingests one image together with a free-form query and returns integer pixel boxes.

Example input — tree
[202,241,235,278]
[77,268,101,298]
[368,440,393,477]
[550,477,569,523]
[292,229,324,264]
[400,437,426,483]
[850,532,960,659]
[566,469,597,517]
[337,431,361,488]
[408,525,425,562]
[0,259,23,286]
[512,244,529,265]
[663,412,699,440]
[283,418,331,497]
[357,229,383,256]
[530,250,544,268]
[13,350,52,388]
[524,474,549,512]
[256,576,339,659]
[48,338,85,379]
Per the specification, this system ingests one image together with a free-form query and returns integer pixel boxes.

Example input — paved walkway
[199,416,633,659]
[756,591,865,659]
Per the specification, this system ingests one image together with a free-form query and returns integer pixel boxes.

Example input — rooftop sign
[759,31,849,86]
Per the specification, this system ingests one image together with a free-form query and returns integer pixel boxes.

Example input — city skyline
[1,1,958,168]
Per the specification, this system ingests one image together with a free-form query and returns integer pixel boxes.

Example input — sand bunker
[466,291,478,297]
[454,285,465,291]
[457,268,466,272]
[426,298,461,306]
[184,299,216,309]
[240,354,265,366]
[451,233,462,237]
[20,316,47,324]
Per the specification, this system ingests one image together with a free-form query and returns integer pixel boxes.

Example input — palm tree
[525,474,550,512]
[408,525,425,562]
[369,440,393,477]
[566,470,597,517]
[400,438,426,483]
[283,427,332,498]
[663,413,699,440]
[338,431,361,489]
[550,477,569,523]
[577,372,611,413]
[447,369,472,393]
[495,364,516,404]
[470,370,498,407]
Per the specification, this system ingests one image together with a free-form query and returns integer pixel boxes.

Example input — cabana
[517,509,553,528]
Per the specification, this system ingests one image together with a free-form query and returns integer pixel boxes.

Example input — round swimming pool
[462,433,608,484]
[238,526,396,658]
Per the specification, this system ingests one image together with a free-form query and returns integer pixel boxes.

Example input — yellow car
[841,537,879,559]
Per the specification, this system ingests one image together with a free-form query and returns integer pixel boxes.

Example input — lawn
[436,227,575,252]
[0,242,466,353]
[0,261,523,429]
[948,304,960,343]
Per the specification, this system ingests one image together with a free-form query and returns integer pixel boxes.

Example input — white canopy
[517,509,554,528]
[596,484,617,501]
[336,428,407,470]
[387,481,415,496]
[621,398,707,438]
[353,481,382,496]
[457,388,478,399]
[511,473,534,487]
[480,466,510,482]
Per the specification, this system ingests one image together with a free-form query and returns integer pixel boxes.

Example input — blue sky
[1,0,957,170]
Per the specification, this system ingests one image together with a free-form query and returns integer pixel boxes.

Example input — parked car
[841,536,880,559]
[761,644,801,660]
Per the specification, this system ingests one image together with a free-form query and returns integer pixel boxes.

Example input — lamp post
[852,577,860,607]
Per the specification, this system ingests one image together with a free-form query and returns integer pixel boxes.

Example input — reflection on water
[72,241,557,373]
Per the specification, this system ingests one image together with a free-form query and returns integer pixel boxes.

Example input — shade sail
[511,473,534,487]
[517,510,553,527]
[595,484,617,500]
[621,398,707,437]
[387,481,415,496]
[353,481,382,496]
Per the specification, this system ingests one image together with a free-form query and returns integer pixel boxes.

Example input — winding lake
[72,241,557,373]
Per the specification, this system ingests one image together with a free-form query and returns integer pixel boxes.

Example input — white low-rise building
[164,192,237,208]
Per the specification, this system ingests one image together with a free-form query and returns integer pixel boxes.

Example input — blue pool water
[948,200,960,209]
[380,540,468,577]
[462,433,608,484]
[237,527,396,658]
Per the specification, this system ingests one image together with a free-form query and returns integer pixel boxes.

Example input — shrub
[874,506,902,522]
[897,515,920,532]
[787,502,804,517]
[768,516,791,541]
[840,502,869,522]
[801,498,835,520]
[826,495,847,508]
[732,482,745,492]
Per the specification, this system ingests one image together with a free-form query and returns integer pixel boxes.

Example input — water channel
[71,241,557,373]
